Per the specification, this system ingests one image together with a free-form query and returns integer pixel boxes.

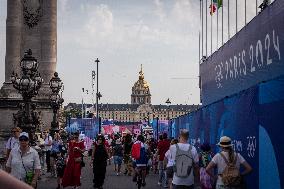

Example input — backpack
[173,144,193,178]
[220,152,241,186]
[131,142,141,160]
[136,145,148,165]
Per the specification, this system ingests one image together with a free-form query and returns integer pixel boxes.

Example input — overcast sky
[0,0,262,106]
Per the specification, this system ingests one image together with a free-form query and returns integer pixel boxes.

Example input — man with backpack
[169,129,200,189]
[205,136,252,189]
[131,135,150,187]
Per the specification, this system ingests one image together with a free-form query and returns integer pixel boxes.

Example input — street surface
[38,157,160,189]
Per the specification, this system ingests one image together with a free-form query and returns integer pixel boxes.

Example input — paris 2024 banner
[200,0,284,106]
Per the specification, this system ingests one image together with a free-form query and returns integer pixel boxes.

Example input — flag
[209,4,216,15]
[210,0,222,15]
[213,0,223,9]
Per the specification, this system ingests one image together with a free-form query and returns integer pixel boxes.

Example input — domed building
[65,65,199,122]
[131,65,151,105]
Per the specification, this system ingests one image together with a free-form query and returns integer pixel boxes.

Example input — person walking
[91,135,109,189]
[43,130,52,173]
[168,129,200,189]
[5,127,21,159]
[113,139,123,176]
[50,133,63,177]
[206,136,252,189]
[6,132,41,189]
[199,143,214,189]
[123,133,133,176]
[164,138,178,189]
[55,151,66,189]
[131,135,149,187]
[62,132,85,188]
[157,133,171,187]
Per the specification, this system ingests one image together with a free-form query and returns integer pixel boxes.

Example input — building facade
[65,66,199,122]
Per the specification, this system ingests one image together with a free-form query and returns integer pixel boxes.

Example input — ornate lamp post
[165,98,171,136]
[10,49,43,144]
[49,72,64,137]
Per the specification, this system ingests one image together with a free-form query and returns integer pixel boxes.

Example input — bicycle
[136,166,146,189]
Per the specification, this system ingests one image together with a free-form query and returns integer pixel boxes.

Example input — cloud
[84,4,114,37]
[73,0,200,54]
[56,1,203,104]
[153,0,166,21]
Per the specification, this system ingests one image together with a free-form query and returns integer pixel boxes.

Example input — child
[55,151,65,189]
[199,143,214,189]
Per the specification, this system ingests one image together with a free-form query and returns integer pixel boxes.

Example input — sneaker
[132,176,137,182]
[158,182,162,186]
[142,182,146,187]
[116,172,119,176]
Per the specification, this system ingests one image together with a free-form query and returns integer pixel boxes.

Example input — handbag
[74,157,82,163]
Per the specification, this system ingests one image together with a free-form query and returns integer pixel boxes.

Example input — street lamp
[95,58,103,134]
[165,98,171,136]
[49,72,64,137]
[11,49,43,145]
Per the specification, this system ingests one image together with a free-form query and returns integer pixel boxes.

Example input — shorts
[113,156,123,165]
[166,166,174,178]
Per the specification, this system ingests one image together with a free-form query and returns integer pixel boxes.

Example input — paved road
[38,157,161,189]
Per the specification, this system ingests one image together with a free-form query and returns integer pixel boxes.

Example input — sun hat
[217,136,233,147]
[19,132,29,139]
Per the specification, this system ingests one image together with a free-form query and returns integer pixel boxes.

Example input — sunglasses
[12,131,19,133]
[19,137,29,142]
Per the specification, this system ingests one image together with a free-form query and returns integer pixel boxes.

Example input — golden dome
[132,64,150,91]
[131,64,151,105]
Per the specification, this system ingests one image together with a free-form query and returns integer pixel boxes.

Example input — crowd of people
[1,126,253,189]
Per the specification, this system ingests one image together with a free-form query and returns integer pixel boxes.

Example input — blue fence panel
[170,75,284,188]
[66,118,99,139]
[258,76,284,189]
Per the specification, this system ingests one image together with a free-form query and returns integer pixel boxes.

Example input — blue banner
[66,118,99,139]
[200,0,284,106]
[170,75,284,189]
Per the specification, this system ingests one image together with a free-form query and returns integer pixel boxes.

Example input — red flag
[209,4,216,15]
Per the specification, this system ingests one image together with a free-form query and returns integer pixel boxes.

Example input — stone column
[40,0,57,83]
[5,0,22,83]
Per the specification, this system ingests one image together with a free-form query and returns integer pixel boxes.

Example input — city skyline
[0,0,257,106]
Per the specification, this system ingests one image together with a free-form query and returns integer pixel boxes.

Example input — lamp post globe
[49,72,64,137]
[165,98,171,136]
